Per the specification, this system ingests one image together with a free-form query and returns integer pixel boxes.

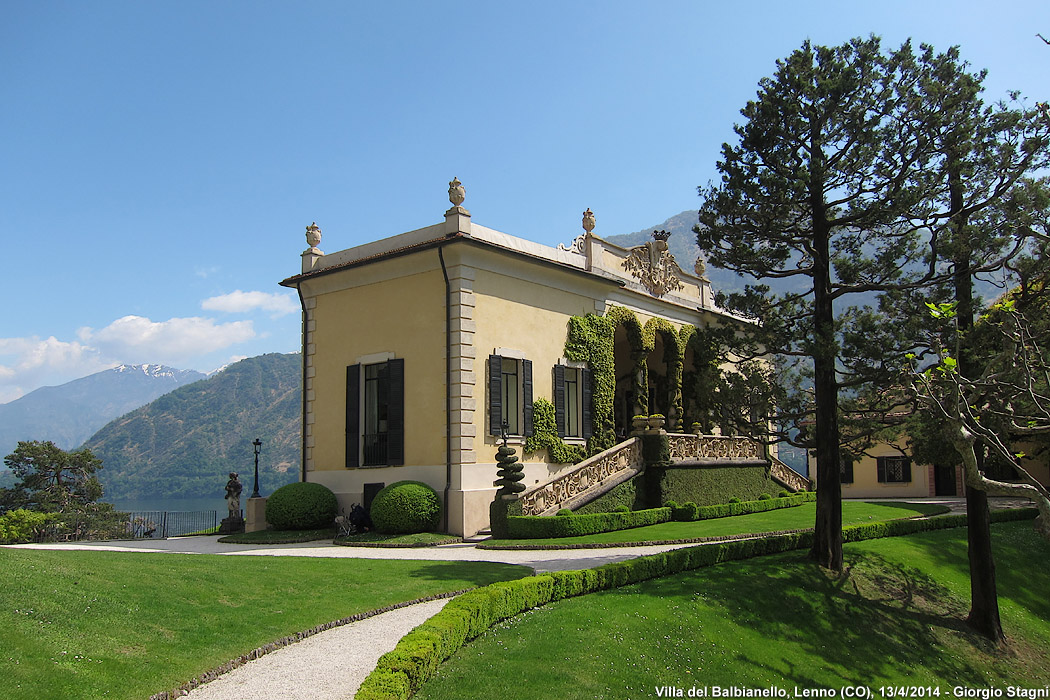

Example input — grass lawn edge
[355,507,1039,700]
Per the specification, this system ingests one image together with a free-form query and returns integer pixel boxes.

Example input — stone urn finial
[449,177,465,207]
[305,221,322,249]
[582,208,596,234]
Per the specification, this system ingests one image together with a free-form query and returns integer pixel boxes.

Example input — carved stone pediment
[622,230,684,297]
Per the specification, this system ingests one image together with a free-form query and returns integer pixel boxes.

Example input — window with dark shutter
[581,368,593,439]
[877,456,911,483]
[489,354,531,437]
[522,359,533,437]
[489,354,503,436]
[554,364,566,437]
[386,358,404,465]
[346,364,361,468]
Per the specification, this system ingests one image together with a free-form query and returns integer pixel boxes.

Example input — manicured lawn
[482,500,948,547]
[0,550,530,699]
[419,521,1050,699]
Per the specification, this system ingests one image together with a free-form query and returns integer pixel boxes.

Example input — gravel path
[180,597,452,700]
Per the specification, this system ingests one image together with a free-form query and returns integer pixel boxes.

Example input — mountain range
[83,353,302,500]
[0,364,206,464]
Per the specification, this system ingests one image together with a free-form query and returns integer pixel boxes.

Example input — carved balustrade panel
[770,458,811,492]
[666,434,762,462]
[518,439,642,516]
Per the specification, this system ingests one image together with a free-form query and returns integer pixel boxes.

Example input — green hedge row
[670,491,816,521]
[505,507,672,539]
[355,506,1037,700]
[503,491,816,540]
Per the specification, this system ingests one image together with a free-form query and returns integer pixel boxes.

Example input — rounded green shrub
[370,480,442,534]
[728,497,741,504]
[265,482,338,530]
[556,508,574,516]
[613,505,630,513]
[758,493,773,500]
[778,490,791,498]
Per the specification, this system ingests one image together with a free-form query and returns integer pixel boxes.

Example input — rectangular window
[565,368,580,438]
[489,354,532,437]
[877,456,911,483]
[363,363,389,466]
[554,363,593,440]
[346,359,404,468]
[501,357,520,435]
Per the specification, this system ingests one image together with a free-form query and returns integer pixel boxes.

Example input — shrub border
[356,507,1037,700]
[501,491,817,540]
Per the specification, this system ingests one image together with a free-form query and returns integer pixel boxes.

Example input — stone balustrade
[518,438,643,516]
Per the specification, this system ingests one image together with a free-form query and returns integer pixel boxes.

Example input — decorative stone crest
[448,177,465,207]
[305,222,322,252]
[621,230,685,298]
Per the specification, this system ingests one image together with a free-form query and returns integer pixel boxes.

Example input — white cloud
[78,315,256,365]
[0,336,113,402]
[201,290,299,318]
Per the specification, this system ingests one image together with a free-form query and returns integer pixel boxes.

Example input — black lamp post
[251,438,262,498]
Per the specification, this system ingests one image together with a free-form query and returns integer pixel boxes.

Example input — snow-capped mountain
[0,364,207,462]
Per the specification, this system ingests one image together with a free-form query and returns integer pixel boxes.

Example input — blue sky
[1,0,1046,403]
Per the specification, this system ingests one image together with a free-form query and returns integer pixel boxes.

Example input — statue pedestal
[218,515,245,535]
[245,497,268,533]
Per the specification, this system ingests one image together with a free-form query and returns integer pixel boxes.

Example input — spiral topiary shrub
[370,480,442,534]
[265,482,338,531]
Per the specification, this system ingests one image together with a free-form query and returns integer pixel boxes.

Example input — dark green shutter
[346,364,360,468]
[553,364,566,437]
[902,459,912,483]
[522,359,533,437]
[488,354,502,436]
[582,367,593,439]
[876,457,886,483]
[387,359,404,465]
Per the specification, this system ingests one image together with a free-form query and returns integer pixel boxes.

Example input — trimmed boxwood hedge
[370,481,442,535]
[503,492,816,540]
[670,491,816,522]
[264,482,338,531]
[356,507,1038,700]
[505,507,672,539]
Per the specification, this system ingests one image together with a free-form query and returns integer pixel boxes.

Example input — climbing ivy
[565,314,617,453]
[524,398,586,464]
[559,306,729,457]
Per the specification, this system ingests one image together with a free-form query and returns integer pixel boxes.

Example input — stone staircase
[515,433,812,517]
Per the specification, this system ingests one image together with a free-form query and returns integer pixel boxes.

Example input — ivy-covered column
[640,420,671,509]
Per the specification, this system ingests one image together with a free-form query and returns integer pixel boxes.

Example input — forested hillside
[84,353,302,500]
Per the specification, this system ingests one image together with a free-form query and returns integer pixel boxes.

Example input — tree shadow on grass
[627,549,1012,688]
[847,521,1050,636]
[397,560,534,588]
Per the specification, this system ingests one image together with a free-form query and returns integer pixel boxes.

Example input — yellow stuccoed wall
[304,257,446,489]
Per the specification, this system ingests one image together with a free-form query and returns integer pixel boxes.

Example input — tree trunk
[950,167,1004,643]
[964,485,1004,641]
[809,209,843,570]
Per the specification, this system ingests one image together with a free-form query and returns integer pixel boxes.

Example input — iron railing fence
[123,510,219,539]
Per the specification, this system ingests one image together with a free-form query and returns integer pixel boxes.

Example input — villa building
[279,180,780,536]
